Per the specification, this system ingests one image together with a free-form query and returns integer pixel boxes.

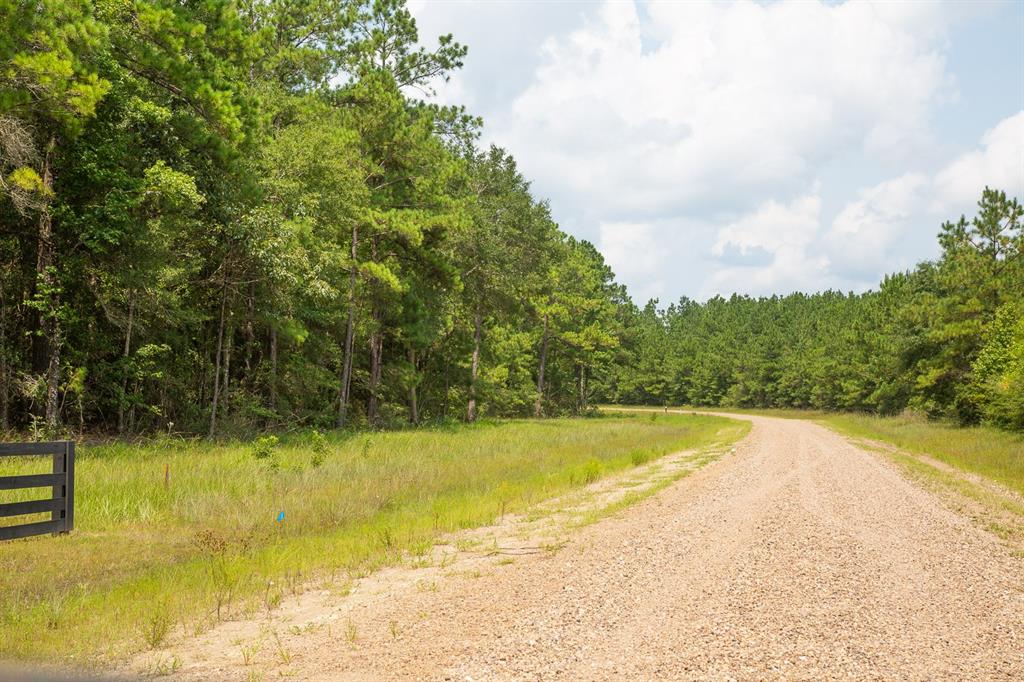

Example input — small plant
[193,528,229,555]
[578,458,603,484]
[240,640,261,666]
[388,619,401,640]
[309,429,328,467]
[345,620,358,645]
[360,436,372,458]
[630,448,654,467]
[251,435,279,463]
[142,603,174,649]
[151,655,181,677]
[44,593,66,630]
[262,580,282,615]
[378,527,394,551]
[272,630,292,664]
[211,558,241,621]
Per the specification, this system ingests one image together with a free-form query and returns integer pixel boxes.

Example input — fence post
[64,441,74,533]
[49,441,74,534]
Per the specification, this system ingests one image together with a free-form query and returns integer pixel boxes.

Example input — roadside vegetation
[678,406,1022,495]
[0,413,744,664]
[822,413,1024,496]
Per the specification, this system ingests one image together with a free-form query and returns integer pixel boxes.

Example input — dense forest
[0,0,629,436]
[607,188,1024,431]
[1,0,1021,437]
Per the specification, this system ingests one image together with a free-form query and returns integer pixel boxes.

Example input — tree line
[603,188,1024,432]
[2,1,1020,438]
[0,0,626,436]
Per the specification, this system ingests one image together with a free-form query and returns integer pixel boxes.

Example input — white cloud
[598,221,666,303]
[823,173,929,278]
[410,0,1020,302]
[702,110,1024,297]
[704,194,831,297]
[500,0,953,221]
[933,112,1024,211]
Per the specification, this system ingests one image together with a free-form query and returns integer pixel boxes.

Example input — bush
[251,435,279,464]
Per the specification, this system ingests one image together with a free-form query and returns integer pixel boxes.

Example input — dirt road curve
[168,413,1024,680]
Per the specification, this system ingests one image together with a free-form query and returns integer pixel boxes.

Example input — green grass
[821,413,1024,496]
[601,404,829,420]
[606,405,1023,495]
[0,413,745,665]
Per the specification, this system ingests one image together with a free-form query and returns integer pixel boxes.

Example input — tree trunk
[467,309,482,422]
[338,225,358,428]
[0,274,9,432]
[408,347,418,424]
[244,289,255,375]
[575,363,583,415]
[534,313,549,418]
[223,321,233,419]
[367,303,383,426]
[581,364,589,411]
[209,284,227,438]
[36,138,60,432]
[442,350,449,421]
[118,295,135,434]
[268,324,278,414]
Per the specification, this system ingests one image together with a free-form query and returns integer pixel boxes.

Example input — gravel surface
[147,413,1024,680]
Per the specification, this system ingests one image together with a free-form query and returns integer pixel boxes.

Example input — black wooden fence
[0,441,75,540]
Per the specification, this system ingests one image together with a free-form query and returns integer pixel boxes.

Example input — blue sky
[410,0,1023,303]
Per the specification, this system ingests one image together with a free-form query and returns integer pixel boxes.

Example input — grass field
[0,413,745,665]
[821,413,1024,496]
[612,406,1022,495]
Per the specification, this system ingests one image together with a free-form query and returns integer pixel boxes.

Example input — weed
[388,619,401,640]
[272,630,291,665]
[142,603,174,649]
[240,640,261,666]
[251,435,279,459]
[578,458,603,484]
[150,655,181,677]
[629,448,654,466]
[345,620,358,645]
[262,580,282,615]
[309,430,329,468]
[43,593,65,630]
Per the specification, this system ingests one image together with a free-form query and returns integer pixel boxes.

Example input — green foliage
[250,434,279,461]
[0,0,627,436]
[603,188,1024,433]
[0,1,1017,438]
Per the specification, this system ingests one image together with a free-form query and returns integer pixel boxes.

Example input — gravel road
[159,413,1024,680]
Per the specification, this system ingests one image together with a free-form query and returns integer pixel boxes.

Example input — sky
[408,0,1024,304]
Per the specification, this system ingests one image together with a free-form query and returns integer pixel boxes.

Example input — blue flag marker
[276,510,285,522]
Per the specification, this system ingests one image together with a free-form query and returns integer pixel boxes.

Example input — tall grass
[0,413,745,665]
[822,413,1024,495]
[610,406,1023,495]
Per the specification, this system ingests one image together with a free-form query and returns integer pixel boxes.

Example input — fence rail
[0,441,74,541]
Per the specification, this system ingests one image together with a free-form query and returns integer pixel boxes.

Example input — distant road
[162,412,1024,680]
